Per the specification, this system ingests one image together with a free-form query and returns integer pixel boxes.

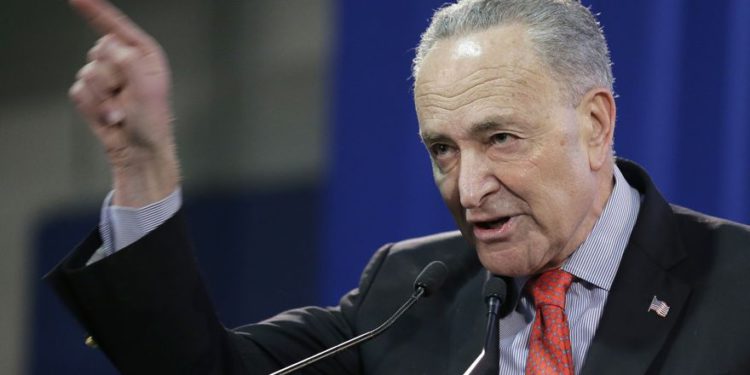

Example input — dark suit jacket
[47,160,750,374]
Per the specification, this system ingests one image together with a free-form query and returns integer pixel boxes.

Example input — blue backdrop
[321,0,750,304]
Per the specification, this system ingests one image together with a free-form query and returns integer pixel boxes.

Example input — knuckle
[96,36,121,61]
[87,46,100,62]
[89,36,110,59]
[76,62,95,80]
[143,36,162,50]
[112,50,137,68]
[97,35,111,46]
[68,81,84,100]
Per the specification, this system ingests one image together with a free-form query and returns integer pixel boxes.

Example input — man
[49,0,750,374]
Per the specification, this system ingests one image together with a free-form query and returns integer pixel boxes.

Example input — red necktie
[525,269,575,375]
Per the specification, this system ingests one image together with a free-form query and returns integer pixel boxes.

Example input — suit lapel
[579,243,691,374]
[580,161,692,375]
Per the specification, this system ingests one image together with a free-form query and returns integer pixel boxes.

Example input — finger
[98,36,153,87]
[100,100,126,126]
[69,80,125,126]
[76,61,123,102]
[69,80,100,124]
[84,35,129,90]
[76,63,106,102]
[87,35,111,61]
[69,0,154,49]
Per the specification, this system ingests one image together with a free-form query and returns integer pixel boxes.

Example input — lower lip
[472,216,516,242]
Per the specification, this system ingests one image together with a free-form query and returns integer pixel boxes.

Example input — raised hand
[68,0,179,207]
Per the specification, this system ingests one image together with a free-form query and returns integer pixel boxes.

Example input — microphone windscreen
[413,261,448,297]
[483,275,507,305]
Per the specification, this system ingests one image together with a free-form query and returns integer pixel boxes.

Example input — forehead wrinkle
[417,64,544,96]
[416,65,548,113]
[416,81,540,116]
[417,66,501,98]
[418,95,526,124]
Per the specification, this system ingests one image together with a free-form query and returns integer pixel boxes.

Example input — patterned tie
[525,269,575,375]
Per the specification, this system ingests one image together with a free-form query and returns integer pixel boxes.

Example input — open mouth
[476,216,511,230]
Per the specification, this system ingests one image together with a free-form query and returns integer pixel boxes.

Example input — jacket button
[85,335,98,349]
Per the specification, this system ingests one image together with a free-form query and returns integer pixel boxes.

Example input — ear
[577,88,616,171]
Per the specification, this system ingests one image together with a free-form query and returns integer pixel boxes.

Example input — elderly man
[50,0,750,374]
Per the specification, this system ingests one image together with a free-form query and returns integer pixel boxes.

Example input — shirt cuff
[89,188,182,265]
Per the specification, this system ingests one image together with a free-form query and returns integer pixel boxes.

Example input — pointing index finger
[70,0,153,48]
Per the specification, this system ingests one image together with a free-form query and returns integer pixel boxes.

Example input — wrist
[111,145,181,208]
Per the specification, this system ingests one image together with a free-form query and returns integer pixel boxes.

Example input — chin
[475,243,532,277]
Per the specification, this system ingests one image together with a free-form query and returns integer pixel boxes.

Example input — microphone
[269,261,449,375]
[463,275,508,375]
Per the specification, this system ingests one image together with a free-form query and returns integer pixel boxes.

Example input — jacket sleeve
[45,208,392,375]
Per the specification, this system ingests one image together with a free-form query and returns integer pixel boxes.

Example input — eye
[430,143,453,157]
[428,143,458,171]
[490,133,513,144]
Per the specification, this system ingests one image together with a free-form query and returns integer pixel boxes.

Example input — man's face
[415,25,607,277]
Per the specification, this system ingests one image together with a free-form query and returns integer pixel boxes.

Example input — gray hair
[413,0,613,104]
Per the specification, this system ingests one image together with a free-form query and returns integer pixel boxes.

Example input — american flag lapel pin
[648,295,670,318]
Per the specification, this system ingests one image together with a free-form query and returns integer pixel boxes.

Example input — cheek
[534,154,596,237]
[508,140,589,225]
[536,127,591,186]
[434,173,452,200]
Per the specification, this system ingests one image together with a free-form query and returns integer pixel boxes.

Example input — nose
[458,151,501,209]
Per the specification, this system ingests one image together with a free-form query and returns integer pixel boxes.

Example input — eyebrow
[419,131,448,145]
[419,115,517,144]
[469,121,508,137]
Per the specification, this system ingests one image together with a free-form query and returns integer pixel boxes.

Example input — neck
[550,161,616,270]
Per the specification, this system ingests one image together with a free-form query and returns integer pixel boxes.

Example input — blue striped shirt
[498,165,641,374]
